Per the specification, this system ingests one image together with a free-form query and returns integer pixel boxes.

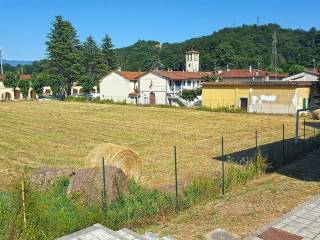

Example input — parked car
[38,95,64,101]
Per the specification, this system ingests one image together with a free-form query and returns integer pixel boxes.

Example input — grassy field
[0,101,312,190]
[141,150,320,239]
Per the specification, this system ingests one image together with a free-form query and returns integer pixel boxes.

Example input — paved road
[251,150,320,240]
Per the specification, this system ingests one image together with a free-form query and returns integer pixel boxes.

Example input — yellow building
[202,81,312,114]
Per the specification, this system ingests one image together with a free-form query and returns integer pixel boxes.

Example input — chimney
[117,67,122,71]
[249,65,252,73]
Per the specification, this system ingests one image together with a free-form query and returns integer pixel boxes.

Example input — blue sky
[2,0,320,61]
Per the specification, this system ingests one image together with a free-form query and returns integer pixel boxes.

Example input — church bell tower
[186,50,199,72]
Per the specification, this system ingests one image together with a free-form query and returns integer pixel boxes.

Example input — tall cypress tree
[46,16,82,95]
[101,34,117,71]
[82,36,100,76]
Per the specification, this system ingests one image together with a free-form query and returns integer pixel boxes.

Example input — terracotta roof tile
[218,69,288,79]
[202,80,312,87]
[116,71,144,81]
[154,71,211,80]
[0,74,32,81]
[19,74,32,80]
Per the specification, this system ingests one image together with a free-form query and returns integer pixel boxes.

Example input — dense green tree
[180,88,202,101]
[47,75,67,96]
[17,79,30,98]
[31,74,49,95]
[3,72,18,88]
[78,75,95,94]
[101,34,117,71]
[46,16,82,95]
[214,42,237,69]
[82,36,101,75]
[288,64,305,75]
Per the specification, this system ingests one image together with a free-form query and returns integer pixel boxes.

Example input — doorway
[239,98,248,111]
[149,92,156,105]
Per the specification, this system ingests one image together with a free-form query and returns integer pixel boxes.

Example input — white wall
[99,72,132,102]
[139,73,167,105]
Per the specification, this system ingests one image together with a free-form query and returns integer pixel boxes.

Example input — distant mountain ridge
[3,60,33,67]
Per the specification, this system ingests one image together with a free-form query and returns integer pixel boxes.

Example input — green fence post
[221,136,225,195]
[255,129,258,171]
[174,145,179,213]
[282,124,285,166]
[102,157,107,212]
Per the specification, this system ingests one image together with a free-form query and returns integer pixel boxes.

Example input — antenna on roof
[0,48,3,75]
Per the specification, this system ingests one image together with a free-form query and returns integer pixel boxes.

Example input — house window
[175,81,181,86]
[187,81,191,86]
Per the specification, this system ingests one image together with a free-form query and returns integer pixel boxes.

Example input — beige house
[0,75,14,100]
[71,83,98,96]
[202,81,313,114]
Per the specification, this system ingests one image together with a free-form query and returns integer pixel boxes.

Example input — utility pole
[0,48,3,75]
[313,59,316,72]
[271,32,277,78]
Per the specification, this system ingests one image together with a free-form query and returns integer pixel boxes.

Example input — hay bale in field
[312,109,320,120]
[67,166,128,204]
[30,167,75,187]
[86,143,142,180]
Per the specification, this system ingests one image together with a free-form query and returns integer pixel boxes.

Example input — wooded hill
[115,24,320,73]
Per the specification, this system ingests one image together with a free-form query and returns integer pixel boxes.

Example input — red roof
[0,74,32,81]
[152,71,211,80]
[202,81,312,87]
[116,71,144,81]
[218,69,288,79]
[19,74,32,80]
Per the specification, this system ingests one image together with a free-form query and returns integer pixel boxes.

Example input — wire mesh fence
[218,118,320,169]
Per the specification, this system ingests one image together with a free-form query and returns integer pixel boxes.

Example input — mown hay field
[0,101,308,190]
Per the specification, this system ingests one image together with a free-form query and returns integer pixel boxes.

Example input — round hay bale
[30,167,75,187]
[67,166,129,204]
[86,143,142,180]
[312,109,320,120]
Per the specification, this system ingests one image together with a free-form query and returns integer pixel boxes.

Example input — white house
[99,50,212,106]
[99,71,144,103]
[138,71,210,106]
[282,69,319,82]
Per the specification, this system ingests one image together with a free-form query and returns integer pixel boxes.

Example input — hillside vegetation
[115,24,320,72]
